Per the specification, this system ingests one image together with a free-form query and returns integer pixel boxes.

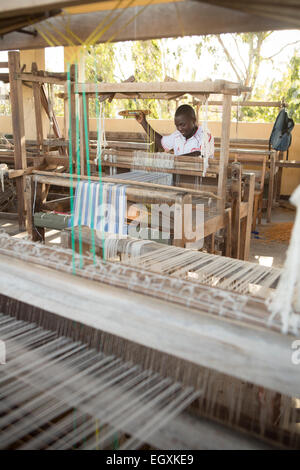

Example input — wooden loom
[0,3,299,452]
[69,76,254,258]
[97,149,255,258]
[99,133,278,227]
[60,227,282,299]
[4,54,255,259]
[0,232,299,450]
[1,65,299,449]
[25,170,226,250]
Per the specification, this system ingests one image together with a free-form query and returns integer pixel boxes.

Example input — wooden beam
[77,80,249,96]
[32,170,220,198]
[0,73,9,83]
[0,1,101,18]
[0,212,18,220]
[79,93,88,176]
[276,160,300,168]
[16,72,66,85]
[41,196,70,211]
[207,100,283,107]
[0,3,291,51]
[8,51,27,231]
[0,251,298,398]
[31,63,44,153]
[32,174,211,205]
[217,94,232,212]
[0,14,52,36]
[25,174,45,241]
[240,172,255,261]
[267,151,276,223]
[230,162,241,259]
[8,166,41,179]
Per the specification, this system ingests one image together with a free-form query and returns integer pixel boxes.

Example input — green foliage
[53,84,64,117]
[130,40,163,119]
[239,51,300,123]
[48,33,300,124]
[0,101,10,116]
[85,43,117,118]
[281,55,300,122]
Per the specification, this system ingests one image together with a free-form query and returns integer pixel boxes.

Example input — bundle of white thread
[96,102,107,164]
[0,164,8,192]
[267,184,300,334]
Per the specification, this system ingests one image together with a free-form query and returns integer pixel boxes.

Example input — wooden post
[61,229,71,249]
[267,151,276,223]
[224,208,232,257]
[66,64,77,173]
[240,173,255,261]
[173,193,190,248]
[24,176,33,239]
[182,193,193,248]
[63,85,68,140]
[8,51,27,231]
[79,93,89,176]
[24,175,45,242]
[78,52,89,176]
[217,94,232,213]
[230,162,241,259]
[275,150,283,202]
[31,62,43,153]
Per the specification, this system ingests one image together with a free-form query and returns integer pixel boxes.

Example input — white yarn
[132,151,174,185]
[0,164,8,192]
[266,184,300,334]
[95,102,107,164]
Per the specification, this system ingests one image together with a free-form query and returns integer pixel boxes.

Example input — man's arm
[135,111,164,152]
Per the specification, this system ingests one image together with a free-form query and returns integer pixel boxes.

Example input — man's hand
[135,111,147,125]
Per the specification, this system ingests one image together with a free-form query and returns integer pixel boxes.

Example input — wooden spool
[118,109,150,117]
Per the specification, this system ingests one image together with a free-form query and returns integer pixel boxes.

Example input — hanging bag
[269,108,295,154]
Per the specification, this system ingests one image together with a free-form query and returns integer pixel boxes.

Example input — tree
[85,43,117,118]
[196,32,300,122]
[130,40,163,119]
[267,52,300,123]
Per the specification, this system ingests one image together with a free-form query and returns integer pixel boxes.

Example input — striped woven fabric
[72,181,127,236]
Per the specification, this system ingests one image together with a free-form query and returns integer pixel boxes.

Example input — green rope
[113,432,119,450]
[74,63,84,269]
[67,63,76,275]
[94,51,106,263]
[81,64,97,265]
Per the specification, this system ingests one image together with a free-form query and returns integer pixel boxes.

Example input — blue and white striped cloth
[72,181,127,236]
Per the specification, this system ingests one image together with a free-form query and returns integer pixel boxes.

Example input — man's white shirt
[161,126,214,157]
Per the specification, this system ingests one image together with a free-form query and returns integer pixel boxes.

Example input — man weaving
[135,104,214,157]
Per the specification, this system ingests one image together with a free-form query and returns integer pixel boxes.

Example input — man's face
[174,114,196,139]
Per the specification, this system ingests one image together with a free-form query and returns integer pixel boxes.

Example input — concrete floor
[249,205,295,269]
[0,204,296,269]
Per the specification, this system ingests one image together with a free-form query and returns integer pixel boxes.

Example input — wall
[1,114,299,195]
[86,118,300,196]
